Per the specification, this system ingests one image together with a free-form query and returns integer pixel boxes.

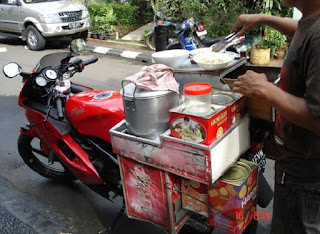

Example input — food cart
[109,57,281,234]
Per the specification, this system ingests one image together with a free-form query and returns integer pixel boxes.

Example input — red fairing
[23,109,103,184]
[65,90,124,143]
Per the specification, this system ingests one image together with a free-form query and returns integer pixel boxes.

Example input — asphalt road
[0,37,274,234]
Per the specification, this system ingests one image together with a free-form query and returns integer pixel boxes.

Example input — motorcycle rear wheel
[18,134,76,182]
[145,33,156,51]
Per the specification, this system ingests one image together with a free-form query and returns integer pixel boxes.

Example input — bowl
[193,52,233,71]
[189,47,213,56]
[151,49,190,68]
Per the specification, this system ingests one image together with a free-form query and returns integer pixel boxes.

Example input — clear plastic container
[184,82,212,116]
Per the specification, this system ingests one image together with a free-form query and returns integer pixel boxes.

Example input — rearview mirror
[70,39,86,52]
[3,62,22,78]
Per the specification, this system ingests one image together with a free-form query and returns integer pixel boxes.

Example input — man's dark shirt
[275,13,320,184]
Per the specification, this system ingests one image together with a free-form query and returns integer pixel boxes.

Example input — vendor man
[231,0,320,233]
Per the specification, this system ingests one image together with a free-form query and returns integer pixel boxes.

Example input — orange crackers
[208,159,258,234]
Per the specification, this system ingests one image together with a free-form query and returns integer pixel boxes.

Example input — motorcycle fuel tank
[65,90,124,143]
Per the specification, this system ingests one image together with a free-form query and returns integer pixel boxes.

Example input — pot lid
[220,162,251,185]
[184,82,211,96]
[121,83,176,99]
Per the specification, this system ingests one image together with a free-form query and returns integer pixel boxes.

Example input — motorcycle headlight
[82,10,89,19]
[39,14,61,23]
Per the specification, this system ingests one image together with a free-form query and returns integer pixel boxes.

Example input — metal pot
[121,82,179,140]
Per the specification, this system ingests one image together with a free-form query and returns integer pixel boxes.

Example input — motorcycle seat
[201,36,225,47]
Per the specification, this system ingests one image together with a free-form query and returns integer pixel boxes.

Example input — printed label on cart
[171,117,206,143]
[235,211,271,221]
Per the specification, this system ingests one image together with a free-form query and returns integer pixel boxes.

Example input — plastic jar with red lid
[183,82,212,116]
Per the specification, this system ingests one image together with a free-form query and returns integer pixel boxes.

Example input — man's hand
[232,71,320,134]
[231,14,263,36]
[232,70,270,98]
[232,14,297,38]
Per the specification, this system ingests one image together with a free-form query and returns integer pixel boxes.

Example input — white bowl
[151,49,189,68]
[189,47,213,56]
[193,52,233,70]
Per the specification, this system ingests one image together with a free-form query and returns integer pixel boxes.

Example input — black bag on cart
[257,171,274,208]
[245,117,274,208]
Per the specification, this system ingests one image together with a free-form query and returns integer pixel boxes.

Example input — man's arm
[232,71,320,135]
[232,14,298,38]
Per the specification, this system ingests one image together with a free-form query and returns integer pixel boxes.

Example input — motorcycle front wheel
[18,134,76,182]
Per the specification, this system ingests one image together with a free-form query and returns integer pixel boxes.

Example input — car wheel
[26,25,46,51]
[79,30,88,41]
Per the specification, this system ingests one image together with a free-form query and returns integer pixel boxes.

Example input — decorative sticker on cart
[171,117,206,143]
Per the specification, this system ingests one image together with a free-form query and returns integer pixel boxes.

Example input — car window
[0,0,18,5]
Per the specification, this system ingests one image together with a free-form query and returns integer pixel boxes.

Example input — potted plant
[94,16,107,40]
[106,25,117,40]
[274,37,288,60]
[275,43,287,59]
[265,27,288,60]
[250,38,273,65]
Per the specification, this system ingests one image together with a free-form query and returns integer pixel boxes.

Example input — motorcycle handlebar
[82,57,98,66]
[56,97,64,120]
[66,57,97,74]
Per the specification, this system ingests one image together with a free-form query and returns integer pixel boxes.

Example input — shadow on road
[0,36,70,50]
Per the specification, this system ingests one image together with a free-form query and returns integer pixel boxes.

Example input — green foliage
[252,0,292,16]
[110,3,139,27]
[88,1,153,32]
[254,39,272,49]
[205,0,253,38]
[148,0,208,22]
[253,0,281,15]
[253,27,287,53]
[141,29,150,41]
[88,4,116,33]
[265,27,287,50]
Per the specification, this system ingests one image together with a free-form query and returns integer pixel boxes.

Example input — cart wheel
[179,214,214,234]
[243,219,258,234]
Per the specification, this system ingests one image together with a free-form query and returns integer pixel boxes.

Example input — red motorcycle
[3,49,127,223]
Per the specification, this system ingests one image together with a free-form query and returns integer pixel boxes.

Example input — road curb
[86,45,153,63]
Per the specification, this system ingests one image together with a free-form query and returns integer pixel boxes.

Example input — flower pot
[276,50,286,60]
[91,32,98,39]
[98,33,106,40]
[107,32,118,40]
[250,48,270,65]
[87,32,92,39]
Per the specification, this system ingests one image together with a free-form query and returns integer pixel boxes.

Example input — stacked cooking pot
[121,82,179,140]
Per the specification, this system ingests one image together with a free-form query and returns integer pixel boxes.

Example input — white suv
[0,0,90,50]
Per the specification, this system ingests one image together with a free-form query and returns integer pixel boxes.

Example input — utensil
[273,74,281,85]
[220,78,232,92]
[211,26,243,52]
